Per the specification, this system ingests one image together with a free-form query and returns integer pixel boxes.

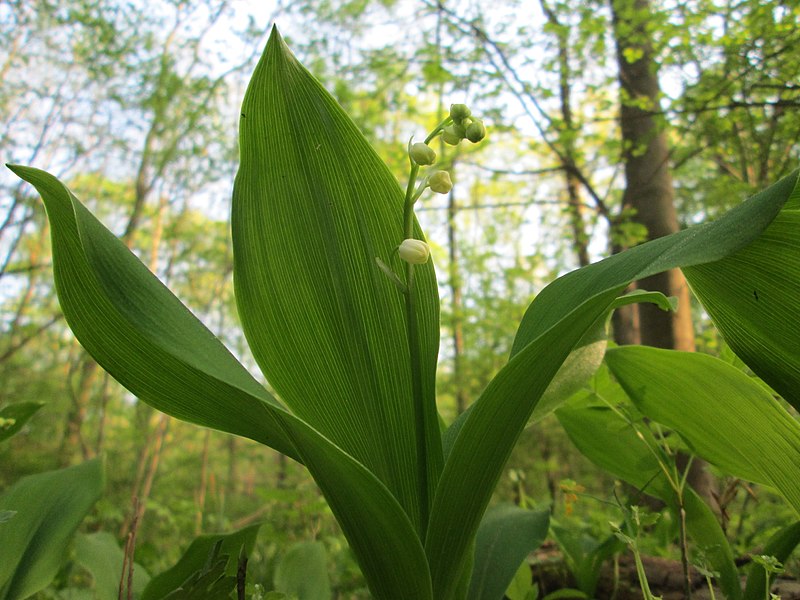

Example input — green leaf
[504,563,538,600]
[428,290,623,600]
[4,164,299,461]
[531,313,609,425]
[467,504,549,600]
[430,170,799,600]
[512,170,799,358]
[0,402,44,443]
[141,525,260,600]
[273,541,331,600]
[7,164,432,600]
[684,188,800,410]
[743,522,800,600]
[550,525,623,596]
[606,346,800,513]
[232,27,441,529]
[74,532,150,599]
[557,397,742,600]
[0,459,104,600]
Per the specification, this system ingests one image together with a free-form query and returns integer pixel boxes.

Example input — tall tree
[610,0,695,352]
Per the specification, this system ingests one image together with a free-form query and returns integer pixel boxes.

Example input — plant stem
[402,159,430,534]
[404,263,430,533]
[424,116,451,145]
[400,118,453,534]
[404,164,420,237]
[679,505,692,600]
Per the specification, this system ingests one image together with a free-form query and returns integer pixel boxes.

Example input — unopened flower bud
[452,119,469,138]
[409,142,436,166]
[442,125,461,146]
[429,171,453,194]
[466,119,486,143]
[450,103,471,121]
[399,239,430,264]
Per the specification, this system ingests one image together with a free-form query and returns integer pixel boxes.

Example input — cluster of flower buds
[442,104,486,146]
[393,102,486,267]
[408,143,453,198]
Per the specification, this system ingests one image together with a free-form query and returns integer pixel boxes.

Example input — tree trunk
[611,0,714,509]
[610,0,695,352]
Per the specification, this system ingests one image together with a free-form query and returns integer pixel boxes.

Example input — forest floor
[531,544,800,600]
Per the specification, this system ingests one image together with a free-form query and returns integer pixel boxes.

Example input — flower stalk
[395,105,486,535]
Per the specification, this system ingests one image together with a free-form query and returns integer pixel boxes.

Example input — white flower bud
[428,171,453,194]
[398,239,430,264]
[409,142,436,166]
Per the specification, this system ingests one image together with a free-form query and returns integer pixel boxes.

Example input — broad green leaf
[531,313,609,425]
[743,522,800,600]
[606,346,800,513]
[273,541,331,600]
[233,26,441,527]
[429,170,798,598]
[467,504,549,600]
[141,525,260,600]
[7,165,432,600]
[531,290,674,425]
[5,165,299,461]
[0,402,44,443]
[684,189,800,410]
[512,170,800,356]
[74,532,150,599]
[557,397,741,600]
[0,459,104,600]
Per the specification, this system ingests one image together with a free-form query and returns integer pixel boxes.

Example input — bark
[611,0,714,515]
[610,0,695,352]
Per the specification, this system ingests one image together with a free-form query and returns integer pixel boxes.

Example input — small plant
[6,25,800,599]
[612,506,663,600]
[751,555,785,600]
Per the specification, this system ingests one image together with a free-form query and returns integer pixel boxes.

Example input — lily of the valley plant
[8,28,800,600]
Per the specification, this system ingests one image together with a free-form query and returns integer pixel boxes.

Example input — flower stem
[404,261,430,534]
[400,118,456,534]
[402,155,431,534]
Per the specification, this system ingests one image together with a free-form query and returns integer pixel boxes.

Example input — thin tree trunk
[446,187,468,414]
[120,413,170,536]
[195,429,211,535]
[433,7,468,415]
[94,372,111,455]
[539,0,590,268]
[60,357,98,465]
